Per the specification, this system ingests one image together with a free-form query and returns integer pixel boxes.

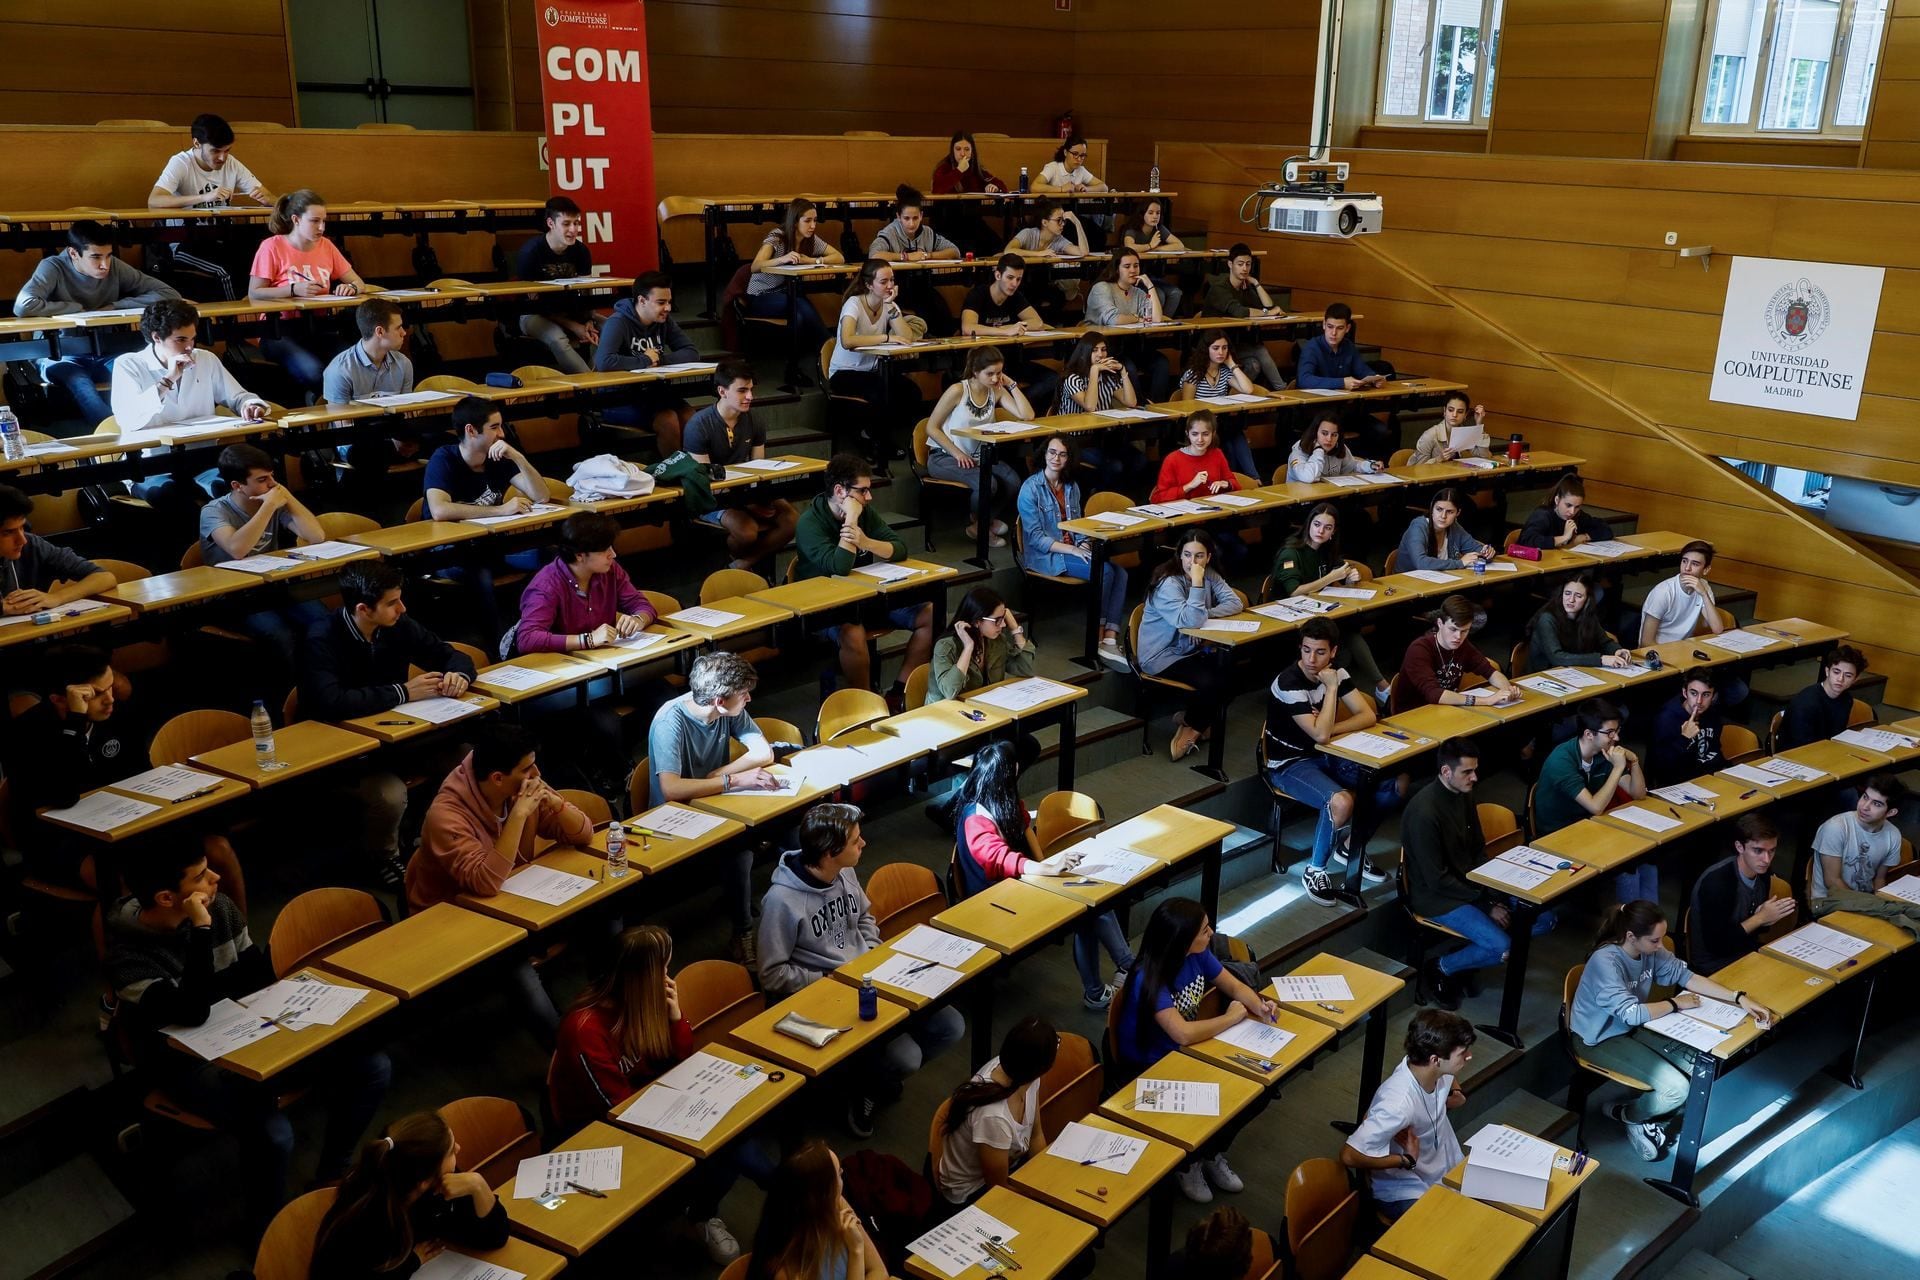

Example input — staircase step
[1665,1250,1751,1280]
[1467,1087,1578,1146]
[0,1155,133,1280]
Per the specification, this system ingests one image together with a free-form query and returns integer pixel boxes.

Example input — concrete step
[1466,1086,1578,1147]
[0,1155,133,1280]
[1667,1250,1751,1280]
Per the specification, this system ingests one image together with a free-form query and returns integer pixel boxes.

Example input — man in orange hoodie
[406,723,594,1043]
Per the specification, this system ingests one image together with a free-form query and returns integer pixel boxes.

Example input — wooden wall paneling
[1487,0,1669,157]
[1647,0,1707,161]
[1353,128,1490,153]
[0,13,294,126]
[1672,138,1864,165]
[1861,6,1920,166]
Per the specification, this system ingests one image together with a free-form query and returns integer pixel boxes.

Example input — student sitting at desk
[1018,436,1131,670]
[594,270,701,452]
[1138,528,1246,761]
[1175,1209,1260,1280]
[1812,777,1920,938]
[0,483,115,617]
[935,1017,1058,1206]
[1201,245,1289,390]
[549,924,768,1264]
[1176,335,1259,479]
[1122,198,1186,315]
[147,113,273,299]
[14,220,179,433]
[1409,391,1493,464]
[1056,336,1152,492]
[931,131,1007,255]
[424,396,549,643]
[1115,898,1273,1203]
[1529,574,1632,672]
[512,196,598,374]
[960,256,1055,404]
[746,1142,889,1280]
[867,185,961,335]
[1005,203,1090,259]
[760,803,965,1138]
[931,588,1035,705]
[1269,503,1391,704]
[925,346,1032,547]
[1648,672,1726,786]
[309,1110,509,1280]
[684,359,798,570]
[1286,410,1380,483]
[1570,900,1773,1160]
[1035,134,1111,246]
[1536,698,1650,900]
[1153,409,1241,504]
[1636,540,1748,707]
[793,453,935,703]
[1389,596,1518,715]
[1688,813,1794,976]
[1340,1010,1474,1219]
[247,189,367,391]
[1402,737,1555,1010]
[199,443,328,670]
[322,297,420,485]
[106,845,390,1231]
[1264,619,1405,907]
[1778,644,1865,751]
[827,261,926,466]
[1296,303,1392,459]
[649,652,782,967]
[745,198,844,370]
[1397,487,1494,573]
[110,297,270,431]
[1515,474,1614,551]
[1086,249,1170,400]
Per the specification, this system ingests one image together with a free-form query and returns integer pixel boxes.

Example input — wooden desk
[1011,1112,1187,1231]
[348,521,491,556]
[1531,820,1656,873]
[1750,616,1849,648]
[593,806,747,876]
[786,728,926,791]
[1271,954,1405,1131]
[1371,569,1473,600]
[855,557,960,595]
[747,575,877,617]
[571,625,702,674]
[1020,859,1164,912]
[964,676,1088,722]
[1342,1260,1425,1280]
[830,936,1001,1010]
[715,453,827,492]
[932,880,1089,956]
[1648,772,1774,821]
[337,694,499,744]
[1467,854,1593,909]
[499,1121,694,1258]
[316,903,526,999]
[250,544,383,582]
[471,652,601,705]
[1763,922,1892,984]
[1714,755,1830,800]
[1595,796,1719,846]
[38,775,252,843]
[1456,680,1561,728]
[455,847,636,932]
[1099,803,1236,909]
[1442,1142,1598,1228]
[903,1185,1098,1280]
[1388,703,1501,743]
[725,976,909,1078]
[966,675,1091,787]
[609,1042,803,1159]
[1097,1054,1262,1153]
[0,602,133,649]
[659,595,793,643]
[688,772,832,827]
[1824,909,1918,954]
[99,565,257,614]
[1775,737,1891,782]
[449,1237,567,1280]
[874,701,1014,753]
[1181,1007,1335,1084]
[1369,1186,1535,1280]
[192,720,376,789]
[1695,951,1833,1058]
[179,969,395,1083]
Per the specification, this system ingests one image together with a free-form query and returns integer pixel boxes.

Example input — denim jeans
[880,1004,966,1078]
[1429,901,1556,976]
[1614,863,1659,905]
[518,314,591,373]
[38,353,117,428]
[237,599,330,674]
[1051,554,1129,632]
[1072,912,1135,1001]
[744,289,830,361]
[927,450,1023,521]
[1269,755,1403,886]
[1214,426,1257,482]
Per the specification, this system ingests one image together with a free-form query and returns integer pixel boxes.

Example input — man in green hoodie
[794,452,934,701]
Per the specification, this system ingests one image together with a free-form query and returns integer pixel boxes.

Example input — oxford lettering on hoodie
[757,850,881,996]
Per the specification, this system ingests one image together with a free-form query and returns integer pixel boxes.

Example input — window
[1694,0,1888,135]
[1376,0,1504,127]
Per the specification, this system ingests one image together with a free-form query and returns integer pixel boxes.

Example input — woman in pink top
[248,188,367,390]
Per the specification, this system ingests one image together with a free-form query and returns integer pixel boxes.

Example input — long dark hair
[1296,410,1349,459]
[945,130,982,172]
[313,1112,452,1272]
[1150,529,1221,591]
[567,924,675,1068]
[954,739,1025,848]
[942,1017,1058,1136]
[1426,487,1468,556]
[1099,248,1141,287]
[1126,898,1210,1011]
[1183,333,1230,380]
[1596,899,1666,948]
[1530,572,1609,655]
[779,198,819,257]
[950,585,1006,633]
[1290,502,1342,558]
[747,1141,848,1280]
[1062,335,1106,384]
[843,258,891,303]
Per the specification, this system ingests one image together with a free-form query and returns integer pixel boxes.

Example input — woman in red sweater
[1153,409,1241,504]
[548,925,770,1265]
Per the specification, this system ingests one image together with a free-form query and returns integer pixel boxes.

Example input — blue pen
[1382,730,1411,741]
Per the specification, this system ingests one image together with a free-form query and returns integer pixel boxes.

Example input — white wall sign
[1710,256,1884,421]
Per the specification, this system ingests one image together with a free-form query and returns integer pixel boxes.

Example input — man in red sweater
[1389,595,1519,716]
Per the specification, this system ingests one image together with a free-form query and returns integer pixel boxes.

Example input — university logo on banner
[536,1,656,275]
[1709,256,1883,422]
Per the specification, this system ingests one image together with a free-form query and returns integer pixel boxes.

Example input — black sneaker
[1302,865,1337,907]
[846,1093,877,1139]
[1460,968,1484,998]
[1359,858,1389,887]
[1422,960,1461,1011]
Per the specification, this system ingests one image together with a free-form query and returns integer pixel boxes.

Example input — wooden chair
[702,568,770,602]
[913,417,974,552]
[91,559,171,675]
[1849,699,1875,728]
[905,663,932,711]
[439,1095,540,1188]
[253,1186,335,1280]
[718,1257,752,1280]
[1508,640,1532,679]
[149,709,249,765]
[1028,791,1103,859]
[822,339,873,447]
[868,862,948,940]
[1039,1031,1103,1135]
[1086,492,1144,570]
[1766,709,1784,755]
[559,788,612,826]
[1396,858,1468,998]
[753,718,805,752]
[1127,602,1194,756]
[627,756,651,814]
[1382,547,1400,576]
[641,589,682,618]
[268,888,389,977]
[1245,1228,1281,1280]
[1388,448,1416,468]
[818,687,888,743]
[1284,1157,1358,1280]
[677,959,764,1047]
[1503,528,1524,552]
[1721,723,1762,764]
[1478,803,1523,858]
[1561,963,1652,1146]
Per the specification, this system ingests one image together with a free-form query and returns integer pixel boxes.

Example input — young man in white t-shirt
[147,114,273,300]
[1341,1010,1474,1219]
[1812,776,1920,937]
[1638,539,1748,705]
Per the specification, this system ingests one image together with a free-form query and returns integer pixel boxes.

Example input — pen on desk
[989,902,1019,915]
[1666,805,1683,820]
[903,960,939,975]
[565,1181,608,1199]
[1739,789,1759,800]
[172,786,220,804]
[1839,957,1859,970]
[1315,1001,1345,1014]
[374,719,411,726]
[1382,730,1410,741]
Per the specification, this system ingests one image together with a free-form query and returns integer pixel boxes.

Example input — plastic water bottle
[858,976,878,1021]
[1149,164,1161,193]
[1018,166,1030,194]
[1473,555,1487,577]
[604,820,628,879]
[0,407,22,462]
[250,699,283,771]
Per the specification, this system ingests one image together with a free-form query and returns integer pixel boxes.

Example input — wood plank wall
[1863,0,1920,169]
[1157,141,1920,696]
[0,0,297,127]
[1488,0,1672,159]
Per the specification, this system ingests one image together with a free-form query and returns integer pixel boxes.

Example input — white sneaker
[1203,1152,1244,1193]
[1098,637,1129,670]
[697,1216,741,1265]
[1176,1160,1213,1203]
[1609,1104,1662,1162]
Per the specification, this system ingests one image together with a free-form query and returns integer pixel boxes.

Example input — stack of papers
[910,1206,1021,1279]
[500,864,599,906]
[1357,472,1403,486]
[1653,781,1718,807]
[628,804,730,840]
[576,631,669,667]
[1324,475,1371,488]
[1835,727,1918,753]
[866,952,964,998]
[244,975,370,1029]
[513,1147,623,1199]
[970,677,1076,712]
[1195,618,1260,633]
[1461,1124,1557,1209]
[1062,842,1158,886]
[850,562,922,583]
[1721,761,1798,788]
[353,390,454,408]
[1516,674,1577,697]
[1543,667,1607,689]
[1647,1009,1737,1052]
[665,605,745,628]
[209,554,289,576]
[1570,540,1635,559]
[467,503,563,527]
[1047,1121,1148,1173]
[1093,407,1160,421]
[652,361,719,374]
[163,998,280,1060]
[1133,1078,1219,1115]
[111,765,226,802]
[43,790,161,833]
[391,696,486,723]
[1878,877,1920,905]
[1271,974,1354,1004]
[1766,921,1874,970]
[891,925,985,967]
[1757,757,1827,782]
[1702,629,1779,654]
[412,1253,527,1280]
[1320,586,1377,600]
[1214,1019,1298,1059]
[618,1051,768,1141]
[475,664,567,692]
[1473,854,1553,892]
[1328,730,1406,760]
[731,457,799,472]
[1132,500,1212,517]
[1213,392,1269,405]
[1449,425,1489,453]
[282,539,369,561]
[1203,492,1260,507]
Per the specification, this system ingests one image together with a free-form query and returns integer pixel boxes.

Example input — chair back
[1382,548,1400,576]
[404,496,427,522]
[1721,723,1762,763]
[676,958,764,1048]
[1849,699,1875,728]
[819,687,888,742]
[1389,448,1415,468]
[1246,1227,1281,1280]
[93,558,151,584]
[627,757,651,814]
[1285,1156,1359,1280]
[438,1095,540,1188]
[912,418,935,471]
[1761,874,1796,944]
[1476,803,1522,858]
[928,1097,954,1182]
[559,788,613,826]
[150,709,250,765]
[179,540,204,570]
[307,511,379,542]
[1086,490,1144,570]
[269,888,388,977]
[756,717,807,750]
[1039,1031,1103,1134]
[282,687,301,725]
[513,364,565,384]
[718,1258,752,1280]
[1029,791,1104,860]
[902,662,935,712]
[1767,709,1784,754]
[867,863,947,940]
[253,1187,336,1280]
[641,589,682,618]
[1508,640,1531,678]
[701,569,769,604]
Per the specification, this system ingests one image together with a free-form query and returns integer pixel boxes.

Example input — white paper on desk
[1067,844,1158,886]
[1612,663,1655,678]
[1298,387,1346,397]
[1214,1019,1298,1059]
[1215,392,1269,405]
[1483,561,1519,572]
[1133,500,1211,517]
[63,307,146,322]
[210,554,291,576]
[1768,921,1873,970]
[1195,618,1260,633]
[726,765,799,797]
[787,745,869,789]
[1836,727,1918,753]
[467,503,563,527]
[891,925,986,967]
[513,1147,623,1199]
[1458,457,1496,469]
[371,288,442,300]
[1251,600,1314,623]
[43,790,161,833]
[1570,539,1634,559]
[1542,666,1607,690]
[1046,1121,1148,1174]
[850,561,921,582]
[22,440,79,458]
[1088,510,1148,528]
[475,664,564,692]
[243,975,369,1029]
[1271,974,1355,1004]
[628,804,729,841]
[500,864,598,906]
[1654,781,1718,806]
[1205,492,1260,507]
[111,765,226,802]
[1609,807,1685,834]
[1329,731,1404,760]
[1473,858,1551,892]
[1761,757,1829,782]
[1461,1124,1556,1209]
[353,390,453,408]
[970,677,1077,712]
[162,998,279,1060]
[1323,474,1370,487]
[412,1251,526,1280]
[1722,762,1795,787]
[393,696,485,724]
[1449,425,1489,453]
[968,422,1031,435]
[868,951,965,998]
[1517,675,1576,698]
[1319,586,1377,600]
[282,539,369,561]
[125,416,240,442]
[910,1205,1021,1279]
[541,275,609,287]
[1093,407,1160,420]
[1881,876,1920,905]
[575,631,669,668]
[665,605,745,628]
[1134,1078,1219,1116]
[619,1081,739,1142]
[1357,472,1403,486]
[1402,569,1461,584]
[650,361,719,374]
[1647,1009,1733,1053]
[1702,628,1778,654]
[731,458,800,472]
[1679,996,1748,1031]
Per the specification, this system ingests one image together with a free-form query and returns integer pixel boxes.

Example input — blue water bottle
[859,977,878,1021]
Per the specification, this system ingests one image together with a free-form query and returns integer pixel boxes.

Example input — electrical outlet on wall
[1664,232,1679,246]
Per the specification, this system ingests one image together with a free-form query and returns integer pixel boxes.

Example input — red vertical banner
[535,1,657,275]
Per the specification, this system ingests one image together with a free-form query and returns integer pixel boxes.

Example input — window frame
[1689,0,1889,139]
[1373,0,1505,130]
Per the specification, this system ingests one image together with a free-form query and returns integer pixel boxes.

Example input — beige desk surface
[0,602,133,648]
[456,847,638,932]
[337,694,499,744]
[1643,637,1743,674]
[1650,772,1773,821]
[1712,756,1829,800]
[932,879,1089,955]
[99,565,257,613]
[1273,953,1405,1031]
[192,720,375,789]
[1776,738,1892,781]
[1750,616,1849,648]
[1342,1260,1426,1280]
[1096,1054,1263,1153]
[472,652,602,705]
[459,501,577,534]
[571,486,684,519]
[904,1185,1099,1280]
[1596,797,1719,846]
[1442,1142,1598,1227]
[874,701,1015,752]
[851,557,960,594]
[1698,951,1833,1058]
[609,1041,804,1158]
[499,1121,694,1257]
[1370,1185,1536,1280]
[1318,728,1434,772]
[659,595,794,643]
[688,773,832,827]
[316,903,527,999]
[186,969,395,1083]
[786,728,928,790]
[1370,569,1474,600]
[348,520,492,555]
[964,676,1089,722]
[572,624,703,673]
[1011,1112,1188,1229]
[715,454,828,491]
[1181,1007,1336,1084]
[1180,610,1296,648]
[1458,680,1562,728]
[1763,922,1892,984]
[1099,805,1236,869]
[1059,512,1173,543]
[38,776,251,844]
[251,545,384,582]
[1823,909,1917,954]
[1847,717,1920,765]
[1020,858,1165,911]
[445,1237,567,1280]
[830,935,1001,1011]
[592,807,748,876]
[747,576,877,616]
[724,976,909,1078]
[1388,703,1503,744]
[1532,820,1657,873]
[1467,853,1594,908]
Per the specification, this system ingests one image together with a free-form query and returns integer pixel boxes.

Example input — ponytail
[313,1113,450,1272]
[1596,899,1666,949]
[269,188,325,236]
[943,1017,1058,1136]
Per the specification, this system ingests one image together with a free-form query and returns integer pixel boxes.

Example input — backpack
[838,1149,935,1275]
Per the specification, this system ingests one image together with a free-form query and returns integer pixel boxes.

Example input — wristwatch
[1400,1153,1416,1170]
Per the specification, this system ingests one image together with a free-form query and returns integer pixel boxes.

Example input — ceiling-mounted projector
[1264,191,1383,239]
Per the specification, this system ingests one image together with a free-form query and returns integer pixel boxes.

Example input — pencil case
[774,1012,846,1047]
